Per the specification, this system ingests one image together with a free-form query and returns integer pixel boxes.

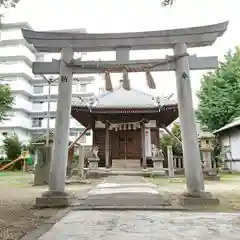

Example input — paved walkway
[39,211,240,239]
[37,176,240,239]
[76,175,170,208]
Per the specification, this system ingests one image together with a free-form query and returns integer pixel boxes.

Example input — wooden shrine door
[111,130,141,159]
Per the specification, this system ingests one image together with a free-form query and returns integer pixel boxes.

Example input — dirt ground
[0,172,96,240]
[150,174,240,211]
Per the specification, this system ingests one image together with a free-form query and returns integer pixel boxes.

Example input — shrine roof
[72,86,177,110]
[32,129,79,145]
[213,117,240,134]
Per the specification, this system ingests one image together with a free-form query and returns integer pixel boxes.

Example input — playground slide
[0,156,24,171]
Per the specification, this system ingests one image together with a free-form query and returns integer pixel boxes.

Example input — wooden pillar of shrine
[156,121,161,149]
[105,122,110,168]
[92,119,96,147]
[141,122,147,168]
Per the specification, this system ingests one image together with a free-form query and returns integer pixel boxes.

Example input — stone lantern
[199,126,219,179]
[151,144,165,176]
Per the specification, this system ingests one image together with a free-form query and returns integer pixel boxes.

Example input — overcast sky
[2,0,239,106]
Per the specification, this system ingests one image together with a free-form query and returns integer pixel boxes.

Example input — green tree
[3,133,22,160]
[196,47,240,131]
[0,84,14,122]
[171,122,182,155]
[0,0,19,8]
[160,122,183,156]
[0,1,19,121]
[0,0,20,19]
[162,0,176,6]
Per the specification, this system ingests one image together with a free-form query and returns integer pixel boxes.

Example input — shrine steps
[93,168,166,177]
[111,159,141,169]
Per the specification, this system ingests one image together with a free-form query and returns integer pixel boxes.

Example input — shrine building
[71,81,178,169]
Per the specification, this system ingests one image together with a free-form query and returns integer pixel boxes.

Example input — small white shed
[214,117,240,171]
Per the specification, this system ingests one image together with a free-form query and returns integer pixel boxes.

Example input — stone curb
[20,208,71,240]
[71,205,193,211]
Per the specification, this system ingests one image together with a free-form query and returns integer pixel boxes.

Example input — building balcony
[0,44,36,63]
[0,116,32,129]
[0,61,34,79]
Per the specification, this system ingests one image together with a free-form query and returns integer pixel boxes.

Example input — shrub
[3,133,22,160]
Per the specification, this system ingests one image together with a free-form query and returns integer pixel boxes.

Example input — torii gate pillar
[174,43,205,196]
[36,48,74,208]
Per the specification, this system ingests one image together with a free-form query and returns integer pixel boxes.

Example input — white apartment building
[0,22,95,148]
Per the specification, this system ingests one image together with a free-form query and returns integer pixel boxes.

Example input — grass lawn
[0,171,34,187]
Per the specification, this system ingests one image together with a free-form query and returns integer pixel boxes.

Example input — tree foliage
[0,0,19,119]
[160,122,183,156]
[162,0,176,6]
[0,84,14,122]
[196,47,240,131]
[0,0,19,8]
[3,133,22,160]
[0,0,20,20]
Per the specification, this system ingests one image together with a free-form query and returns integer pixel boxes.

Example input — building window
[32,118,43,127]
[33,86,43,94]
[76,83,87,92]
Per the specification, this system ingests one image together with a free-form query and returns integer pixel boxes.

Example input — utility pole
[41,75,59,146]
[46,80,51,147]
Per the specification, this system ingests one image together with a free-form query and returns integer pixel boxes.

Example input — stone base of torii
[21,21,228,208]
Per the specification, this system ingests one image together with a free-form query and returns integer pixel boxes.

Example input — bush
[3,133,22,160]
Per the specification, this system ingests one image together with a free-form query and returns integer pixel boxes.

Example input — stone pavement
[33,176,240,239]
[75,175,171,208]
[38,211,240,239]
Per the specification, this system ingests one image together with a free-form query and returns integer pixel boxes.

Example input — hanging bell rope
[104,70,113,91]
[145,69,156,89]
[122,68,130,91]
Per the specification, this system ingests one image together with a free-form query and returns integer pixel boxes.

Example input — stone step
[79,176,170,208]
[112,159,141,169]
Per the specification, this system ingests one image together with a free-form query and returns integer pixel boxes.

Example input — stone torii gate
[22,21,228,207]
